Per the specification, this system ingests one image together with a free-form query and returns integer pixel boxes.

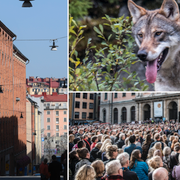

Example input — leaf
[108,34,112,41]
[99,24,103,33]
[79,25,87,30]
[94,26,103,36]
[88,38,92,45]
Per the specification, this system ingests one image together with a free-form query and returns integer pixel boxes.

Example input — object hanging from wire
[20,112,23,118]
[50,40,58,51]
[19,0,34,7]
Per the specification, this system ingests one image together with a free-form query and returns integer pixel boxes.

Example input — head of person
[147,148,155,159]
[77,148,90,159]
[124,137,129,146]
[129,149,143,169]
[106,145,118,159]
[105,160,123,177]
[78,128,84,135]
[91,135,98,143]
[83,134,89,140]
[152,167,168,180]
[145,134,151,143]
[100,139,112,152]
[69,150,79,161]
[174,143,180,153]
[163,147,171,157]
[153,150,162,159]
[129,135,136,144]
[95,142,102,150]
[74,137,81,145]
[154,133,160,141]
[69,134,75,143]
[77,140,86,149]
[75,164,96,180]
[52,155,56,161]
[91,160,104,178]
[154,142,162,150]
[119,133,125,141]
[148,156,163,170]
[44,158,48,164]
[117,152,130,167]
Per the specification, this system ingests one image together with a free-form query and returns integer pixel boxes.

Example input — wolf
[128,0,180,91]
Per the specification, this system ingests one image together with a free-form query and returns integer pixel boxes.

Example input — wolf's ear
[159,0,179,21]
[128,0,147,24]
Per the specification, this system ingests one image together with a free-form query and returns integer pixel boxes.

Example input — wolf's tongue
[145,59,157,84]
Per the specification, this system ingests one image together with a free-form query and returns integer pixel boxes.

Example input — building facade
[26,77,67,95]
[0,21,29,175]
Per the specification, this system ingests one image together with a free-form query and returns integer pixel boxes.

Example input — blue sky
[0,0,67,78]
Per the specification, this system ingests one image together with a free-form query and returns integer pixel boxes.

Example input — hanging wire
[15,36,67,41]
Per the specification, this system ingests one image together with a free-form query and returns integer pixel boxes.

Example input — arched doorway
[144,104,151,120]
[169,101,177,120]
[121,107,127,123]
[103,109,106,123]
[114,108,118,124]
[131,106,135,121]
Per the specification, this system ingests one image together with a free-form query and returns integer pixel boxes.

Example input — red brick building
[0,21,29,175]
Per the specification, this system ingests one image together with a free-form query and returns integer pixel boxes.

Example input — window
[55,103,59,107]
[44,89,46,92]
[75,101,80,108]
[90,94,94,99]
[89,103,93,109]
[47,125,50,130]
[83,102,87,109]
[56,118,59,123]
[75,112,79,118]
[83,93,87,99]
[89,113,93,119]
[47,118,50,122]
[47,111,50,115]
[53,89,54,92]
[122,93,126,97]
[64,125,67,130]
[47,133,51,138]
[47,103,50,107]
[56,133,59,137]
[131,93,135,96]
[82,112,86,119]
[64,118,67,122]
[56,125,59,131]
[114,93,118,98]
[56,89,58,93]
[56,111,59,116]
[76,93,80,98]
[41,89,43,92]
[64,111,67,114]
[104,93,107,100]
[32,89,34,92]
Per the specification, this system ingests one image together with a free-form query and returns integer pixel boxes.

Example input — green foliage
[69,0,93,20]
[69,15,149,91]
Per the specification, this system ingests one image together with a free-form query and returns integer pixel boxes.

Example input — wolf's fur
[128,0,180,91]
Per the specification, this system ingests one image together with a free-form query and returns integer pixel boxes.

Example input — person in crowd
[129,149,148,180]
[100,139,112,161]
[75,164,96,180]
[122,137,129,150]
[163,147,171,168]
[168,135,175,148]
[148,155,163,180]
[104,145,118,166]
[72,138,81,151]
[69,134,75,152]
[117,152,139,180]
[77,140,86,149]
[150,133,164,150]
[102,160,124,180]
[39,158,50,180]
[91,160,105,180]
[142,134,152,161]
[75,148,91,174]
[84,134,91,151]
[90,142,102,161]
[69,150,80,180]
[116,133,125,149]
[48,155,62,180]
[76,128,84,137]
[170,143,180,170]
[135,135,142,147]
[124,135,142,156]
[90,135,98,151]
[152,167,169,180]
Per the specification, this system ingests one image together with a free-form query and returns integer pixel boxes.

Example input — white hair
[116,152,129,166]
[119,133,125,140]
[106,160,121,175]
[152,167,168,180]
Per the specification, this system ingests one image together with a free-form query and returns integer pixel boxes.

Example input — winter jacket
[124,144,142,156]
[130,160,148,180]
[90,147,99,161]
[116,139,125,149]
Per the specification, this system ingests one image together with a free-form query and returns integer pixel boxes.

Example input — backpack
[172,165,180,180]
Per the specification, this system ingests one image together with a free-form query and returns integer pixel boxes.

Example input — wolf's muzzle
[137,49,148,61]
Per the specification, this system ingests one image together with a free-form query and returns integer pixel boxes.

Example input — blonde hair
[154,142,162,151]
[163,147,171,156]
[75,165,96,180]
[106,145,118,159]
[100,139,112,152]
[147,148,155,159]
[148,156,162,170]
[117,148,124,154]
[91,160,104,177]
[95,142,102,149]
[69,134,75,143]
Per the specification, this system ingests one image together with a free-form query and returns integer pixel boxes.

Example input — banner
[154,101,163,117]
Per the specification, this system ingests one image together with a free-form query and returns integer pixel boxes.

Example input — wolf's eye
[155,32,162,37]
[138,34,143,38]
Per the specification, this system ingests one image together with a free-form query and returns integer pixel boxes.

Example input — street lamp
[19,0,34,7]
[50,40,58,51]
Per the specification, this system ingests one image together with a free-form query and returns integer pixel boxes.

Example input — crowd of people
[69,122,180,180]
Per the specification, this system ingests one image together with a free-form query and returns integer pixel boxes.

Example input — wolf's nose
[137,50,148,61]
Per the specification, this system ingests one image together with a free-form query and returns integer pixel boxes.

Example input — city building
[69,93,100,125]
[100,92,180,124]
[26,77,67,95]
[0,21,29,175]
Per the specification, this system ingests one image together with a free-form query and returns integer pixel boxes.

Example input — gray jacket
[75,158,91,174]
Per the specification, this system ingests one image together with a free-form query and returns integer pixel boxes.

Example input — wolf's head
[128,0,180,83]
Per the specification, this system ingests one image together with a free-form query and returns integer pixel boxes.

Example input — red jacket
[39,162,50,178]
[90,142,96,151]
